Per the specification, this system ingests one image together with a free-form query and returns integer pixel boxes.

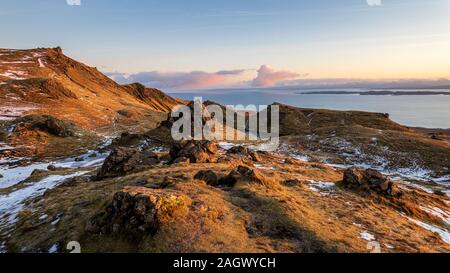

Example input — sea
[170,89,450,129]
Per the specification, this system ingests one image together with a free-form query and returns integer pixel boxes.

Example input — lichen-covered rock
[343,168,395,195]
[86,187,191,235]
[170,140,218,164]
[96,147,159,179]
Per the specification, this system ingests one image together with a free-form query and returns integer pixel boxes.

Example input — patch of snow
[0,106,37,121]
[360,231,376,241]
[218,142,238,151]
[253,163,275,170]
[0,241,6,253]
[38,58,45,68]
[48,244,58,254]
[1,61,33,64]
[39,214,48,220]
[307,180,335,195]
[408,218,450,245]
[51,217,61,226]
[420,206,450,225]
[0,71,27,80]
[0,162,50,189]
[384,243,394,249]
[0,171,88,229]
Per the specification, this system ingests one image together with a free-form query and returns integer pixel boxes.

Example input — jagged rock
[343,168,395,195]
[97,147,159,179]
[0,173,3,178]
[194,170,218,186]
[218,165,269,187]
[86,187,190,236]
[170,140,218,164]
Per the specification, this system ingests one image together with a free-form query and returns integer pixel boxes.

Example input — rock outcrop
[86,187,190,236]
[227,146,261,162]
[170,140,218,164]
[13,115,77,137]
[97,147,159,179]
[194,170,219,186]
[342,168,396,195]
[218,165,270,188]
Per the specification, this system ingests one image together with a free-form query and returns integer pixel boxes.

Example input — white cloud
[66,0,81,6]
[367,0,382,6]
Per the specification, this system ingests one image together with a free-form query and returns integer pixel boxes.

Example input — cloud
[107,69,249,90]
[366,0,382,6]
[66,0,81,6]
[251,65,302,87]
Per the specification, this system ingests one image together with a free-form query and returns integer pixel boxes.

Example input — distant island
[299,91,450,96]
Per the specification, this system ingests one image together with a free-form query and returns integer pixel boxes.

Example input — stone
[218,165,269,187]
[343,168,395,195]
[194,170,218,186]
[96,147,159,179]
[86,187,190,236]
[170,140,218,164]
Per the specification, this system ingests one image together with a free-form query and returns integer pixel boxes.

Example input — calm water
[170,89,450,129]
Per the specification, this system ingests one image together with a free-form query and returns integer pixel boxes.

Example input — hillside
[0,47,184,133]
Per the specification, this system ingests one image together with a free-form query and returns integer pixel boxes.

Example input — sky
[1,0,450,90]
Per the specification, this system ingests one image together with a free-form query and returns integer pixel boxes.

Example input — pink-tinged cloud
[107,69,247,90]
[252,65,301,87]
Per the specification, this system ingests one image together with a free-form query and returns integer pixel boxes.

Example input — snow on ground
[360,231,376,241]
[48,244,58,254]
[0,150,108,189]
[253,163,276,170]
[0,106,37,121]
[0,71,27,80]
[0,171,88,229]
[38,58,45,68]
[407,217,450,245]
[0,162,49,189]
[307,180,335,195]
[420,206,450,225]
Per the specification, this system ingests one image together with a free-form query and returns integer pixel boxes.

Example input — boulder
[226,146,261,162]
[170,140,218,164]
[194,170,218,186]
[343,168,395,195]
[218,165,270,187]
[96,147,159,179]
[86,187,190,236]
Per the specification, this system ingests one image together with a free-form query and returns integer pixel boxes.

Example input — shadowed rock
[219,165,270,188]
[343,168,396,195]
[97,147,159,179]
[194,170,219,186]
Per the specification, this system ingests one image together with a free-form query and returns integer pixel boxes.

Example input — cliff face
[0,48,184,132]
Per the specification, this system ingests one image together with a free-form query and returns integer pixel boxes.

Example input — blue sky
[1,0,450,90]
